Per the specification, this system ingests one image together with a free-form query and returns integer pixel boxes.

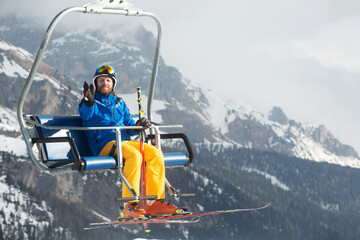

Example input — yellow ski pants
[99,140,165,200]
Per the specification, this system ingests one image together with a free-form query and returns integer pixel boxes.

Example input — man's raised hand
[83,81,95,106]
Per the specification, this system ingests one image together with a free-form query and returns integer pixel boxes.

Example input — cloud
[291,17,360,72]
[239,14,360,152]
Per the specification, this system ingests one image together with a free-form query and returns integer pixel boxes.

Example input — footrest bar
[176,193,196,198]
[115,195,158,202]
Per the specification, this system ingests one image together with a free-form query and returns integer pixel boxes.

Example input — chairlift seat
[32,115,190,172]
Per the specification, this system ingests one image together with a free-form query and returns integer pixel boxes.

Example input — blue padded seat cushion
[82,156,117,171]
[163,152,189,166]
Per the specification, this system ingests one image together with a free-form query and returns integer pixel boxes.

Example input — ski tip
[256,202,271,210]
[264,202,272,208]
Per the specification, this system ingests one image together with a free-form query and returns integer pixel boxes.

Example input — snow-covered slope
[0,41,32,78]
[0,174,73,239]
[0,106,27,156]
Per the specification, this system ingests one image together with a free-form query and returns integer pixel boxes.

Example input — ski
[84,217,200,230]
[150,202,271,221]
[85,202,270,230]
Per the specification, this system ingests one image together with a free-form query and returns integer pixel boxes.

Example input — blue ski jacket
[78,92,137,156]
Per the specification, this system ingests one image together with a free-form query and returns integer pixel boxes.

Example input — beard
[96,85,113,96]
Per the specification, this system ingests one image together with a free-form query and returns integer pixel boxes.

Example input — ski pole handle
[137,87,143,119]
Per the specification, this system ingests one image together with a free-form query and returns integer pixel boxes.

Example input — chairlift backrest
[34,115,92,161]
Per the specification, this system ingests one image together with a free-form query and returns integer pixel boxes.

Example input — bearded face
[95,76,114,96]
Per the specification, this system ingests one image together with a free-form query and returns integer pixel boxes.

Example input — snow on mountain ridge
[0,106,19,130]
[182,77,271,134]
[0,40,33,60]
[181,75,360,168]
[0,41,31,78]
[46,29,142,58]
[0,106,27,157]
[0,40,68,92]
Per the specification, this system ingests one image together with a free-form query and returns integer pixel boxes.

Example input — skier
[78,64,179,218]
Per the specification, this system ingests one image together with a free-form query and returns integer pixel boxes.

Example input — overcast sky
[2,0,360,153]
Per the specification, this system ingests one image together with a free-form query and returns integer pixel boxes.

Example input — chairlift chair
[16,0,194,202]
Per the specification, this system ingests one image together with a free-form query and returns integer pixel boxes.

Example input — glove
[83,81,95,106]
[135,117,151,130]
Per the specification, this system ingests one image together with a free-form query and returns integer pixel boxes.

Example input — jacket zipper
[109,96,119,126]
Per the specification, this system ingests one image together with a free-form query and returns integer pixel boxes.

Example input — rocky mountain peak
[312,125,331,144]
[311,125,358,158]
[268,106,288,125]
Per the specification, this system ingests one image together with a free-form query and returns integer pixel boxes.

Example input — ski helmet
[93,64,117,92]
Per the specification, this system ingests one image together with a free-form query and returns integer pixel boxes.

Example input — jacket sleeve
[78,99,96,121]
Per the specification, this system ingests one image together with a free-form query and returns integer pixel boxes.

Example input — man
[79,64,179,219]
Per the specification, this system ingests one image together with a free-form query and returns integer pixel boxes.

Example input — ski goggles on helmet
[95,64,116,77]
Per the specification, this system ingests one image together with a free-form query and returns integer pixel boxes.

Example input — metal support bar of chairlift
[17,7,85,174]
[16,0,163,175]
[115,128,137,200]
[154,126,161,149]
[146,21,162,133]
[114,128,157,202]
[153,126,195,198]
[165,177,195,198]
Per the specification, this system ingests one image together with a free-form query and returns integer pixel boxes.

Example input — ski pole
[137,87,150,233]
[137,87,146,204]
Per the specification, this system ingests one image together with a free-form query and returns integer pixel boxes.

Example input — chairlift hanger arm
[17,0,161,129]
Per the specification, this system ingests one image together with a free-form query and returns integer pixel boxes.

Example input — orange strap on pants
[99,140,165,200]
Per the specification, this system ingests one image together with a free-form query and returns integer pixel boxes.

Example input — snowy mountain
[2,16,360,239]
[169,72,359,168]
[198,85,360,168]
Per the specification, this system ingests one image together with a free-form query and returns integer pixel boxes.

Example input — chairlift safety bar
[24,118,182,131]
